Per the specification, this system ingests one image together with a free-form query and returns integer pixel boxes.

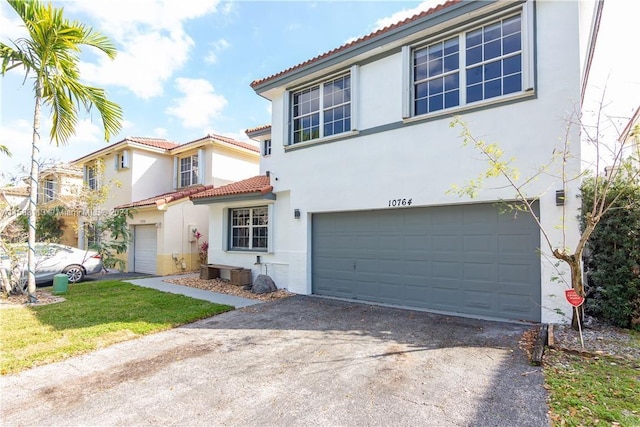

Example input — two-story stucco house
[36,164,83,246]
[72,135,259,275]
[194,0,602,324]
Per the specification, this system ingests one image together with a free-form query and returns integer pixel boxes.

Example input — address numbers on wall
[388,198,413,207]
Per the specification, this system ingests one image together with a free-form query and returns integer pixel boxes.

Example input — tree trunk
[26,89,42,302]
[568,256,584,331]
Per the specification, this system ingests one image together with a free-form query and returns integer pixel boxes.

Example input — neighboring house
[36,164,83,246]
[0,185,29,210]
[72,135,259,274]
[194,0,603,324]
[621,106,640,167]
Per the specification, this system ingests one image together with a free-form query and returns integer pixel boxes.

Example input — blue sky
[0,0,638,184]
[0,0,433,182]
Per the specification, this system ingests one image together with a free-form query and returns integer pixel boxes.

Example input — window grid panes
[263,139,272,156]
[413,37,460,115]
[230,207,268,251]
[292,74,351,144]
[465,15,522,103]
[411,13,522,116]
[87,167,98,190]
[44,179,54,202]
[180,155,199,187]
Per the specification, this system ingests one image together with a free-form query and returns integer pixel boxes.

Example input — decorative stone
[242,285,252,291]
[252,274,277,294]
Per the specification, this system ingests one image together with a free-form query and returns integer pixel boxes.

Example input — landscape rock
[252,274,277,294]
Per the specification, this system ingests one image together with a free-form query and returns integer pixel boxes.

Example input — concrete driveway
[0,296,548,426]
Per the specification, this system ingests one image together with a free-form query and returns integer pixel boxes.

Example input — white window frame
[402,2,533,120]
[228,206,269,252]
[87,166,98,190]
[263,139,272,156]
[44,178,55,202]
[179,154,199,188]
[287,65,358,146]
[115,150,129,170]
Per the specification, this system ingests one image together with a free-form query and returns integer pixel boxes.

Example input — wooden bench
[200,264,252,286]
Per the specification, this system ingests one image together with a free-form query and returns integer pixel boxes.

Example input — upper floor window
[229,206,268,251]
[115,151,129,170]
[87,167,98,190]
[263,139,272,156]
[180,155,199,187]
[44,179,55,202]
[409,11,526,117]
[291,73,351,144]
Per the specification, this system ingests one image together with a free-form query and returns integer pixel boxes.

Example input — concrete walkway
[126,274,260,308]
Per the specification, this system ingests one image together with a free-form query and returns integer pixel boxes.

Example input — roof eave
[251,0,500,95]
[192,192,276,205]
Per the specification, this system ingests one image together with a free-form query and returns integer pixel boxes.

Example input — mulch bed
[0,290,66,308]
[164,276,294,302]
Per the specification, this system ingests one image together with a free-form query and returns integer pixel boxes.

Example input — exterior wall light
[294,209,301,219]
[556,190,565,206]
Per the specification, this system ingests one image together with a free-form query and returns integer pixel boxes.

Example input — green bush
[581,166,640,329]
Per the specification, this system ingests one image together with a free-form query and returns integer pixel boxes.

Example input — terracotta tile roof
[72,136,179,163]
[125,136,180,150]
[250,0,460,89]
[0,186,29,197]
[190,176,272,200]
[116,185,214,209]
[178,134,260,153]
[245,124,272,134]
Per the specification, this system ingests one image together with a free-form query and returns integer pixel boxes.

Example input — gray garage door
[312,202,541,321]
[134,225,157,274]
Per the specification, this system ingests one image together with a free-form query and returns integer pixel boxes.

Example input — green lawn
[0,281,233,375]
[545,337,640,426]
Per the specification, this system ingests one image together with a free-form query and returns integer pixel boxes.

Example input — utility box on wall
[187,224,197,242]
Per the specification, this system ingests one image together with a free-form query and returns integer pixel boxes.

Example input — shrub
[581,165,640,329]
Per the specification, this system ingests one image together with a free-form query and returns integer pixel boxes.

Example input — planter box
[200,265,220,280]
[230,269,252,286]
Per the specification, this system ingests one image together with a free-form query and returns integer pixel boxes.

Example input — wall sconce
[294,209,301,219]
[556,190,565,206]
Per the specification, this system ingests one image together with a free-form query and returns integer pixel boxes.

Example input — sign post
[565,289,585,348]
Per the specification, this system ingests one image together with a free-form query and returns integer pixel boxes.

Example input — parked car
[0,243,103,284]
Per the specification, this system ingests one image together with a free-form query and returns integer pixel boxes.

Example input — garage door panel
[464,291,494,310]
[134,225,157,274]
[312,202,541,322]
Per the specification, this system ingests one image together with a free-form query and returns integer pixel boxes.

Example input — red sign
[565,289,585,307]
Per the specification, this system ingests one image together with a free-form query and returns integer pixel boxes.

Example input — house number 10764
[388,198,412,207]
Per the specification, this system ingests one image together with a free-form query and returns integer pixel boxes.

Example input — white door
[134,225,157,274]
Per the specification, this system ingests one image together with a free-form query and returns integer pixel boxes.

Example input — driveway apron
[0,296,548,426]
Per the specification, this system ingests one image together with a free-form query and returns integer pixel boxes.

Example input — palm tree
[0,0,122,301]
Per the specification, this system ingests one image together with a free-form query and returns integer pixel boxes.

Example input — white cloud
[166,78,227,129]
[68,0,221,99]
[0,2,27,41]
[80,31,194,99]
[205,38,230,65]
[374,0,444,30]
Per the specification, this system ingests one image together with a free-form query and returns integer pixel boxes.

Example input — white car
[0,243,103,284]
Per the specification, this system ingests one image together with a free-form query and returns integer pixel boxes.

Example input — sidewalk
[127,274,261,308]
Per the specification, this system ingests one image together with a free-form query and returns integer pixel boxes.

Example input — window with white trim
[179,155,199,187]
[87,167,98,190]
[263,139,272,156]
[229,206,268,251]
[410,12,525,116]
[44,179,55,202]
[291,73,351,144]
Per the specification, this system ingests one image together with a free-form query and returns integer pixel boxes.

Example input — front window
[411,13,523,116]
[180,155,199,187]
[291,74,351,144]
[44,179,55,202]
[230,206,268,251]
